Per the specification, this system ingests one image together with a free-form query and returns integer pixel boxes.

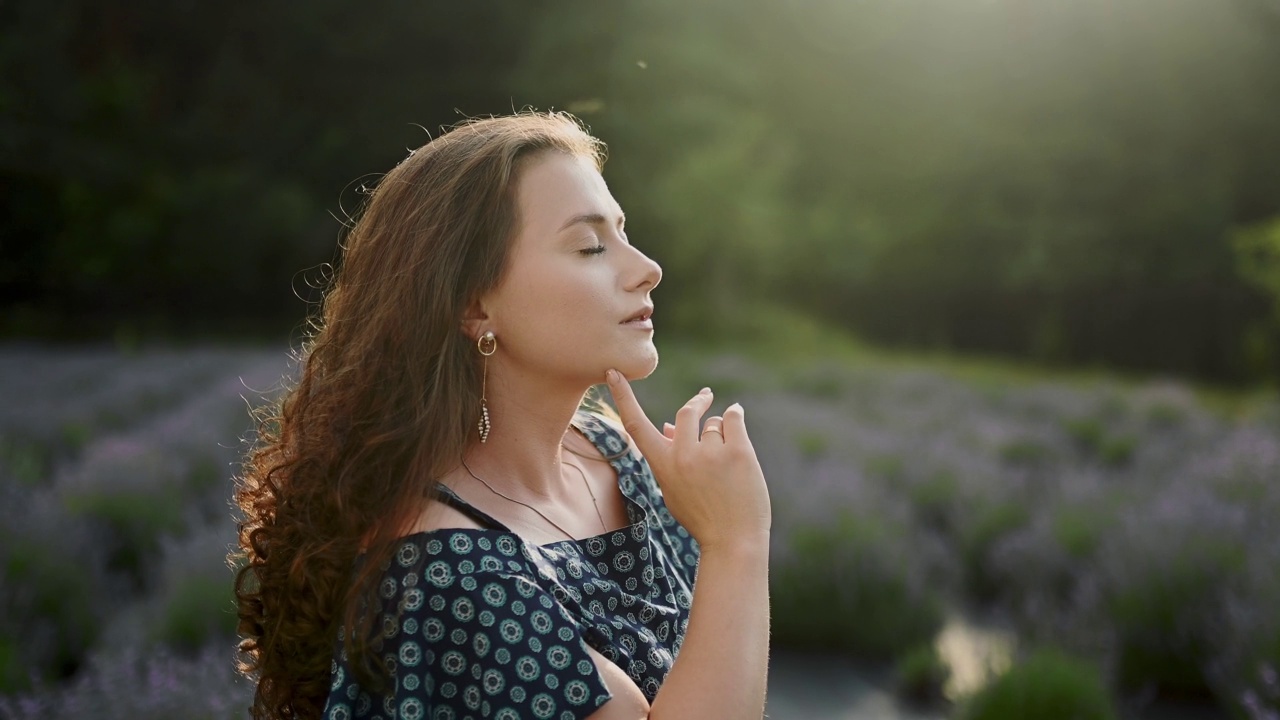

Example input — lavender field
[1,342,1277,719]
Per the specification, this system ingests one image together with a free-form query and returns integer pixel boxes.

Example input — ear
[460,295,491,342]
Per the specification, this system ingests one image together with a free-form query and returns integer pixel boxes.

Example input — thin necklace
[460,451,608,542]
[565,459,608,532]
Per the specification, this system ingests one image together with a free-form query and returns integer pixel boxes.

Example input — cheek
[515,273,579,311]
[501,265,609,340]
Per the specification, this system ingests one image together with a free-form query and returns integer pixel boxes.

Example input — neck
[459,359,593,500]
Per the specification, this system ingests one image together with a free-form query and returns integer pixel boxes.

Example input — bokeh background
[2,1,1279,718]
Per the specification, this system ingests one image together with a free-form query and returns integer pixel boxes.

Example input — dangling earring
[477,330,496,442]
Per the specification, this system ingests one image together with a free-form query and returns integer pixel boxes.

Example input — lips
[621,306,654,324]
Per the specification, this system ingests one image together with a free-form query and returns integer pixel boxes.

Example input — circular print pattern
[320,411,699,719]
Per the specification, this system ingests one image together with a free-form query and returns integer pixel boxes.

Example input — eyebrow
[558,212,625,233]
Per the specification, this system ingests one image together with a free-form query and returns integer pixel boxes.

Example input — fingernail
[606,369,619,384]
[699,387,711,395]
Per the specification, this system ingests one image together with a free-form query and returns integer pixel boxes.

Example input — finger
[701,415,725,443]
[663,422,676,439]
[675,388,714,447]
[723,402,750,446]
[605,369,666,456]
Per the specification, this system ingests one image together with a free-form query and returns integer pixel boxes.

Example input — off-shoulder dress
[322,410,701,720]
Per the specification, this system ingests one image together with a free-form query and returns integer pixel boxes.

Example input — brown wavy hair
[232,112,607,720]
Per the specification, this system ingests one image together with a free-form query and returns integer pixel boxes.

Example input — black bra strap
[434,484,512,532]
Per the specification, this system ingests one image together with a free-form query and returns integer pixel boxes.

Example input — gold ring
[702,427,724,437]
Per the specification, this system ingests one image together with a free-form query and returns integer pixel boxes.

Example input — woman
[234,112,771,720]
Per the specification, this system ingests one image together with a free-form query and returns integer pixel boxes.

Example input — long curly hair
[232,112,606,720]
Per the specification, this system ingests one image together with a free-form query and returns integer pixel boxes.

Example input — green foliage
[794,431,828,461]
[714,303,867,364]
[908,471,959,533]
[59,423,92,454]
[961,502,1031,600]
[141,521,243,652]
[646,115,795,330]
[958,648,1117,720]
[0,637,18,695]
[864,454,905,482]
[529,0,1278,382]
[6,0,1278,381]
[1214,474,1271,506]
[1234,217,1280,322]
[1233,217,1280,377]
[781,368,847,400]
[1107,538,1247,697]
[0,437,46,486]
[895,643,951,704]
[998,439,1055,467]
[1063,417,1138,467]
[772,512,945,661]
[1051,506,1109,561]
[187,457,223,494]
[0,538,101,692]
[1063,417,1105,453]
[1098,435,1137,467]
[1,0,544,338]
[64,485,186,582]
[152,574,237,652]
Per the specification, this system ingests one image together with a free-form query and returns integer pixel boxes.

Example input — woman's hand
[605,369,771,552]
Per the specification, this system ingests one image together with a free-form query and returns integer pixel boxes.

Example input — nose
[625,245,662,292]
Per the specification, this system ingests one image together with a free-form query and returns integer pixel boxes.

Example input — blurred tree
[513,0,1280,378]
[1233,217,1280,376]
[0,0,543,337]
[3,0,1279,382]
[1235,219,1280,318]
[1233,0,1280,33]
[513,0,797,337]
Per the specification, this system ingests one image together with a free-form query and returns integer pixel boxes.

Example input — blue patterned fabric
[322,410,701,720]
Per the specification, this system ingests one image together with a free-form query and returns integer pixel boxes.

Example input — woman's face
[478,151,663,385]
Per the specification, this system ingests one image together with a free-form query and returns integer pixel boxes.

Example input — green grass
[958,648,1118,720]
[655,301,1274,418]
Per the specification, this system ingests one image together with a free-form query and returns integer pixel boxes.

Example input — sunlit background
[2,1,1278,718]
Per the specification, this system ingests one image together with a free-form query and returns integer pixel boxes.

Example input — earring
[477,331,496,442]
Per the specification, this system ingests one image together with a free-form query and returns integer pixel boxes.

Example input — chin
[618,347,660,381]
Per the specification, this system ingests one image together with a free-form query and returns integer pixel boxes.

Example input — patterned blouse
[322,410,701,720]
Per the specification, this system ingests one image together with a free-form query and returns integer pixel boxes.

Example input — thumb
[605,369,666,458]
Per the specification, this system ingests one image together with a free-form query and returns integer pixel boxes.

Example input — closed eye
[579,244,607,256]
